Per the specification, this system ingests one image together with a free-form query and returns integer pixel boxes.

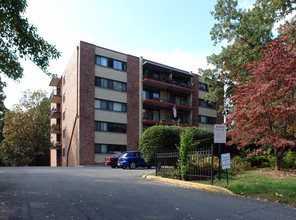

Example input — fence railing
[155,145,214,184]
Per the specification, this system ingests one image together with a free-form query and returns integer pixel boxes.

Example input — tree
[0,90,50,166]
[226,17,296,170]
[0,0,60,87]
[199,0,296,113]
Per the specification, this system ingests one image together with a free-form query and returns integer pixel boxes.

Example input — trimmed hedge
[139,125,184,163]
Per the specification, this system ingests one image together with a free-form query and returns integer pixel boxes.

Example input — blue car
[117,151,151,169]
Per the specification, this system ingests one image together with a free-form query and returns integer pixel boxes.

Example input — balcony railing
[50,107,61,119]
[50,141,61,149]
[50,124,61,134]
[143,76,194,94]
[142,98,194,111]
[50,89,61,103]
[142,118,193,127]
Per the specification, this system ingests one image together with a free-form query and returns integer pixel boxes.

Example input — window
[95,55,127,72]
[63,77,65,85]
[199,115,216,125]
[63,129,66,138]
[95,121,127,133]
[63,93,65,103]
[95,77,127,92]
[143,89,160,100]
[94,144,126,154]
[170,94,187,105]
[63,111,65,120]
[199,99,216,109]
[96,56,108,67]
[95,99,126,112]
[199,82,209,92]
[143,109,160,121]
[63,148,66,157]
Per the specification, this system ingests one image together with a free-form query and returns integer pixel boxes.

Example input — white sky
[3,0,259,109]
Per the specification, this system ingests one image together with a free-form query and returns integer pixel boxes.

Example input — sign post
[214,124,226,180]
[221,153,231,185]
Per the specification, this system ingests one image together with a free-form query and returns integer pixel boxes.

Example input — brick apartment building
[49,41,223,167]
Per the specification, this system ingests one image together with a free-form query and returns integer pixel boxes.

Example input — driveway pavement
[0,166,295,220]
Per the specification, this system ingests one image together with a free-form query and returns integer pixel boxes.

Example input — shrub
[231,156,251,174]
[139,125,184,163]
[282,150,296,169]
[177,127,214,180]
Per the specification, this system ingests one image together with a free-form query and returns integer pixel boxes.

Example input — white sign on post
[221,153,231,170]
[214,124,226,144]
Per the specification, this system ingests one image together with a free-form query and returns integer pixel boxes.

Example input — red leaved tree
[226,17,296,170]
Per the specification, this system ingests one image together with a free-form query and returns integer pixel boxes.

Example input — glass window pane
[153,110,159,121]
[113,81,122,91]
[101,57,108,66]
[101,79,108,88]
[95,100,100,109]
[153,92,160,99]
[113,103,121,111]
[122,103,126,112]
[122,83,126,92]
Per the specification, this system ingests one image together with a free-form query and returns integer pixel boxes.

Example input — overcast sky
[4,0,256,109]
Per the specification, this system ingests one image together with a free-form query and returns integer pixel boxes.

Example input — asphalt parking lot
[0,166,295,220]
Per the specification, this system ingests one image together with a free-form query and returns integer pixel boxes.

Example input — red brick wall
[127,55,140,151]
[61,48,79,167]
[78,41,95,165]
[192,75,199,126]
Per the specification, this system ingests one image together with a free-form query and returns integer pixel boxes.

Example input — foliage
[230,156,251,174]
[139,125,184,163]
[199,0,296,114]
[0,0,60,87]
[0,90,50,166]
[226,16,296,170]
[177,127,214,180]
[281,150,296,169]
[0,90,8,143]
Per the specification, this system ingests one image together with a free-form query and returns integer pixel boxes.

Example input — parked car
[104,153,124,168]
[117,151,152,169]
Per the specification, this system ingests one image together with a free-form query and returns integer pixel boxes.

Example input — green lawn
[210,168,296,206]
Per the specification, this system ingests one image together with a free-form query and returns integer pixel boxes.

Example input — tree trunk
[274,148,285,171]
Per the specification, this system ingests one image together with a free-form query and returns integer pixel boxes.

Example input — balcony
[50,124,61,134]
[142,118,193,127]
[50,107,61,119]
[49,77,61,87]
[143,76,195,95]
[50,141,61,149]
[142,98,195,112]
[142,61,195,95]
[50,89,61,103]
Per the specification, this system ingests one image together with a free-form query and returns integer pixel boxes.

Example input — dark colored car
[117,151,151,169]
[104,153,124,168]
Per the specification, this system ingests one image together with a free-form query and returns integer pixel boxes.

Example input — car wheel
[111,165,116,168]
[147,165,151,169]
[129,161,136,169]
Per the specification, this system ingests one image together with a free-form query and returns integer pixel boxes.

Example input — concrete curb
[143,175,235,196]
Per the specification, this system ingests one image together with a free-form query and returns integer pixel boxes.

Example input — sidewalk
[143,175,234,195]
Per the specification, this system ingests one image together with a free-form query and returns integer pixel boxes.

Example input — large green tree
[226,17,296,170]
[199,0,296,113]
[0,90,50,166]
[0,0,60,87]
